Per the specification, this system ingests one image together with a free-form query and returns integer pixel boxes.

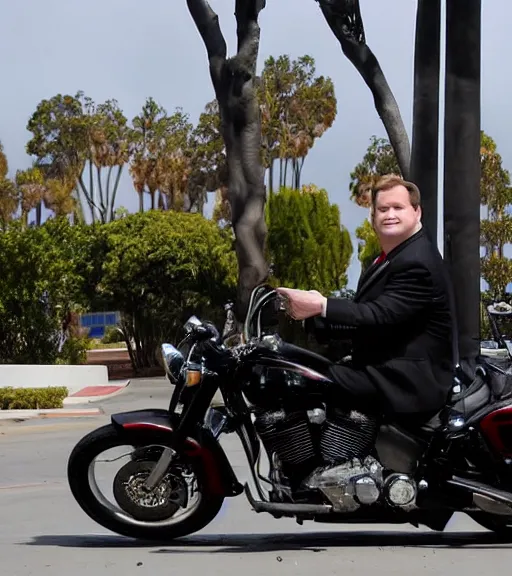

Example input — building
[79,311,121,339]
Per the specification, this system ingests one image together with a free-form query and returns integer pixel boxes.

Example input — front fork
[143,369,223,490]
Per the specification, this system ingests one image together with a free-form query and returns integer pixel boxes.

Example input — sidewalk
[0,379,131,421]
[62,379,131,405]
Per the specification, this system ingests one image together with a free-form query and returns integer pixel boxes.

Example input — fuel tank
[239,340,335,410]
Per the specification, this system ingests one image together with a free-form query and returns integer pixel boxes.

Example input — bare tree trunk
[315,0,411,178]
[109,165,123,221]
[410,0,441,244]
[187,0,269,320]
[443,0,481,370]
[36,202,42,226]
[297,157,305,189]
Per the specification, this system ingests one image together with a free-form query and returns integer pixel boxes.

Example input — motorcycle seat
[449,372,491,418]
[397,376,493,440]
[278,342,333,376]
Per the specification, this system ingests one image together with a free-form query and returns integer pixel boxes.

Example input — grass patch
[89,341,128,350]
[0,387,69,410]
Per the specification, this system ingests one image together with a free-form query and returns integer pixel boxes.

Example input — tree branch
[235,0,266,72]
[186,0,227,86]
[78,173,102,219]
[316,0,411,178]
[187,0,268,320]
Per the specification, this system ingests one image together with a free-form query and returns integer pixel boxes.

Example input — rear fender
[111,409,243,498]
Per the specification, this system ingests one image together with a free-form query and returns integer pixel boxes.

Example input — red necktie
[374,251,387,265]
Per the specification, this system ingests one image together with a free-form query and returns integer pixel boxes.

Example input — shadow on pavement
[24,531,512,552]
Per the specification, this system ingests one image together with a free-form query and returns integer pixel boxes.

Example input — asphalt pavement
[0,378,511,575]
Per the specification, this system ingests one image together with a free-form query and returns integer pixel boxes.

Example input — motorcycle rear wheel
[67,424,224,541]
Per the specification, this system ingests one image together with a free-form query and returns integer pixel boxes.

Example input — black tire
[469,512,512,538]
[67,424,225,541]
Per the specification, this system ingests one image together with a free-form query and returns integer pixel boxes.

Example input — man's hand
[277,287,327,321]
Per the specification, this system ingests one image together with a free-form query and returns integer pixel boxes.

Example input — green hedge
[0,387,69,410]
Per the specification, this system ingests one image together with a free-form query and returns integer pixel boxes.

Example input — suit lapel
[357,253,384,291]
[354,229,425,302]
[356,262,374,292]
[355,260,390,301]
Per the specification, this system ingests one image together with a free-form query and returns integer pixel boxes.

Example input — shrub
[0,387,69,410]
[266,185,352,293]
[0,219,101,365]
[99,211,237,371]
[101,326,124,344]
[58,336,91,364]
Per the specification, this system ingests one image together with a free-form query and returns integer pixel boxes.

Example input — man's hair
[371,175,421,210]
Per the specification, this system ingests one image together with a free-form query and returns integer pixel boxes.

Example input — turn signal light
[185,369,202,387]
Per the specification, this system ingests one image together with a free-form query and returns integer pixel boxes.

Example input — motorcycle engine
[254,406,418,511]
[254,406,379,491]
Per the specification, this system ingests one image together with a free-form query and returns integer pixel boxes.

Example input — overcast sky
[0,0,510,288]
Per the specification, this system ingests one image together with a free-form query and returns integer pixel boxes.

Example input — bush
[57,336,91,364]
[266,185,352,293]
[99,211,237,371]
[0,212,236,370]
[101,326,124,344]
[0,219,101,365]
[0,387,69,410]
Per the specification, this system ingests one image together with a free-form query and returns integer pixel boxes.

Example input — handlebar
[243,286,285,343]
[180,285,286,359]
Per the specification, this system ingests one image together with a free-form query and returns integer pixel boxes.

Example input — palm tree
[44,175,77,218]
[15,166,46,226]
[0,142,19,229]
[130,98,168,212]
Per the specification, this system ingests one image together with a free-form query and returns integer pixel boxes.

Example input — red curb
[69,385,124,398]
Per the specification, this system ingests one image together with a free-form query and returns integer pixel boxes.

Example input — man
[277,175,456,420]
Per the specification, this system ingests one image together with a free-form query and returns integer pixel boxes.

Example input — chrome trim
[87,448,202,528]
[160,343,185,383]
[204,407,229,439]
[236,423,269,502]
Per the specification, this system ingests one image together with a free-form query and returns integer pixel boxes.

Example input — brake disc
[113,460,188,522]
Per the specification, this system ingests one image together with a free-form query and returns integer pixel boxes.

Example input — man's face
[372,185,421,241]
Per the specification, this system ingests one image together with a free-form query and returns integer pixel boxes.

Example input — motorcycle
[67,285,512,541]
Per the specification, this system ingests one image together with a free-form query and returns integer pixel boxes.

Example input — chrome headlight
[161,343,185,383]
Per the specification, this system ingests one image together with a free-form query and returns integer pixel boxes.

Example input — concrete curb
[0,379,130,422]
[63,379,131,405]
[0,408,103,421]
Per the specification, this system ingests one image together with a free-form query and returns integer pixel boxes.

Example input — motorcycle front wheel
[67,424,225,541]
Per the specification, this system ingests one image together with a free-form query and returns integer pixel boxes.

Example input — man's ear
[415,205,422,223]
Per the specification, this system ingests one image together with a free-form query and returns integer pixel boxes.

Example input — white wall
[0,365,108,393]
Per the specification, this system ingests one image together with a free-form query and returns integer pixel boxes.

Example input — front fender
[111,409,243,498]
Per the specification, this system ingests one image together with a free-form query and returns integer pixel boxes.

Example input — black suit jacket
[321,228,456,415]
